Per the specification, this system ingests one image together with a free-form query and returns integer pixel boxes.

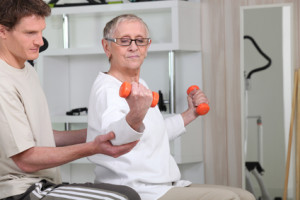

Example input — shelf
[43,0,201,52]
[51,115,88,123]
[51,113,174,124]
[50,1,190,16]
[41,43,179,56]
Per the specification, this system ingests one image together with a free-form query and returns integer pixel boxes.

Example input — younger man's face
[0,15,46,68]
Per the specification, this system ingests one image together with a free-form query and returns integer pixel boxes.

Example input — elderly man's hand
[124,82,152,132]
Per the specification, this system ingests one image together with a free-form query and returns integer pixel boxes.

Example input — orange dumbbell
[119,81,159,108]
[186,85,210,115]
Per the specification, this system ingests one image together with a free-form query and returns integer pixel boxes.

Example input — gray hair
[103,14,149,39]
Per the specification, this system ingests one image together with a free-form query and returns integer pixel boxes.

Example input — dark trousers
[2,179,140,200]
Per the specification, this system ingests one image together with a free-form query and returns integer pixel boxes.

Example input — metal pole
[64,122,70,131]
[168,51,175,114]
[257,117,263,166]
[247,115,263,165]
[63,14,69,49]
[244,89,249,157]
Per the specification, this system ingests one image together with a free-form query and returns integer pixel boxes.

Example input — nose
[128,40,138,50]
[34,33,44,47]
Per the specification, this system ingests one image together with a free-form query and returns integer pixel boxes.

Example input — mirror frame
[240,3,294,198]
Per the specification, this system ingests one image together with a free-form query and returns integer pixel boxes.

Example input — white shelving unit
[36,1,203,176]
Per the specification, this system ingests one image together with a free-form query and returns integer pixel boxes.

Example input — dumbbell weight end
[187,85,210,115]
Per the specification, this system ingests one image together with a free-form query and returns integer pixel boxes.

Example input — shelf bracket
[65,122,70,131]
[169,50,176,114]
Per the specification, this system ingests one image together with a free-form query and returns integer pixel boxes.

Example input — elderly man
[87,14,255,200]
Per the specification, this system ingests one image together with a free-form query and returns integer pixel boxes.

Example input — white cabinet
[36,1,203,166]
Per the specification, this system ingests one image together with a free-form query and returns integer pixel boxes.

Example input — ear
[102,39,111,59]
[0,24,8,39]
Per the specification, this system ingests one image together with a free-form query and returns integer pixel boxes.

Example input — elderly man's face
[104,20,150,74]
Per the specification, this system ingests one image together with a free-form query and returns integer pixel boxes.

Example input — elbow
[11,153,40,173]
[14,160,39,173]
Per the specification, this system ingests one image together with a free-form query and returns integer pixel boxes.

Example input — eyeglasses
[105,37,150,46]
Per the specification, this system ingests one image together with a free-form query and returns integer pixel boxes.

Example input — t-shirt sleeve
[0,79,35,158]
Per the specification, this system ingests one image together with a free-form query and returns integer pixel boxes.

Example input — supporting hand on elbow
[93,132,139,158]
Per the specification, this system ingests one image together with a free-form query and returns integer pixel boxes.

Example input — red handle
[187,85,210,115]
[119,82,159,107]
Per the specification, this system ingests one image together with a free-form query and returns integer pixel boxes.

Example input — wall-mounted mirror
[240,4,293,200]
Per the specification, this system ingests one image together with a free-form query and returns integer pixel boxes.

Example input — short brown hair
[0,0,51,30]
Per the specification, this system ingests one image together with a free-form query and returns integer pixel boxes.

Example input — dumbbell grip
[187,85,210,115]
[119,82,159,107]
[119,82,132,98]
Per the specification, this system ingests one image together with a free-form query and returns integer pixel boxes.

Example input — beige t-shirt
[0,60,61,198]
